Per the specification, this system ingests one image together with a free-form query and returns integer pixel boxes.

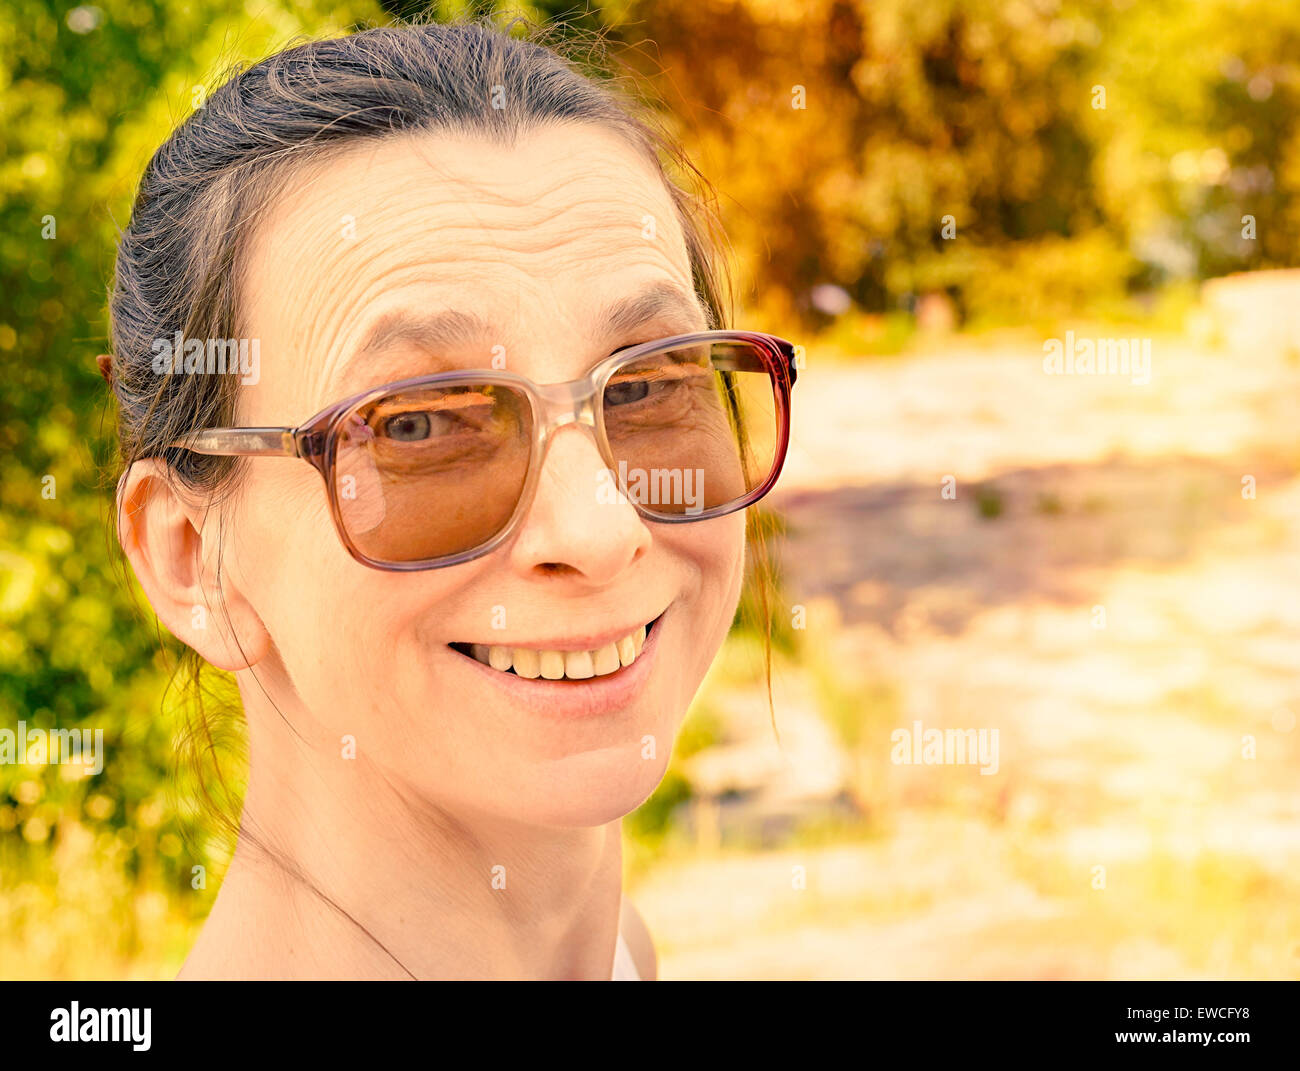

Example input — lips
[448,613,662,682]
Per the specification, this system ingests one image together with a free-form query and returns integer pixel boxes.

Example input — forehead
[238,123,702,418]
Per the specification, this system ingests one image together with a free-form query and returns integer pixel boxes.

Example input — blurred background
[3,0,1299,978]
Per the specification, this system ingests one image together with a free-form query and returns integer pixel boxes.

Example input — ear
[117,459,271,672]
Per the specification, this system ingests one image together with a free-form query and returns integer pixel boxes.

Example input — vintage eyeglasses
[164,330,798,571]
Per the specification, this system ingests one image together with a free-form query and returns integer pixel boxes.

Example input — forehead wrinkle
[247,121,683,265]
[248,126,687,313]
[309,243,696,404]
[239,127,696,418]
[291,210,690,348]
[261,180,684,340]
[394,123,667,207]
[248,228,692,418]
[347,189,680,265]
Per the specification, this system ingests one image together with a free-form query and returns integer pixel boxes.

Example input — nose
[506,422,650,585]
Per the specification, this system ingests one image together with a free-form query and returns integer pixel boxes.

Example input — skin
[118,123,746,979]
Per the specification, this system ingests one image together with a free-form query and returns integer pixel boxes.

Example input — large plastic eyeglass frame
[164,329,798,571]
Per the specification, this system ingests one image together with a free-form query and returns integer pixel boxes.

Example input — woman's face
[217,124,746,826]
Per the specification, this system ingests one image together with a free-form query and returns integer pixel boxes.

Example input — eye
[383,411,432,441]
[605,359,710,410]
[604,379,651,407]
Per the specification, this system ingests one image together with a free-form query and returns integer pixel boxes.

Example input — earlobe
[116,459,271,672]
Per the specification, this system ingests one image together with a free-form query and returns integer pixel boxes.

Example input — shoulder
[619,897,658,981]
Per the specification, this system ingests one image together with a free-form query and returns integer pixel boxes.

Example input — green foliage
[975,483,1004,519]
[621,767,692,844]
[0,0,387,970]
[1035,491,1064,516]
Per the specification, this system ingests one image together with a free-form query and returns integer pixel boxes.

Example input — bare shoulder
[619,896,658,981]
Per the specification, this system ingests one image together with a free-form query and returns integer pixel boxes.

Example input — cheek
[697,510,747,604]
[221,467,421,703]
[667,511,747,672]
[229,465,336,591]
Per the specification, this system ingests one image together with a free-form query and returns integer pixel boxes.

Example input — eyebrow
[354,308,490,358]
[598,282,711,339]
[342,282,710,386]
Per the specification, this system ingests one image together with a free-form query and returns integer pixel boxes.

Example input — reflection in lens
[334,382,533,563]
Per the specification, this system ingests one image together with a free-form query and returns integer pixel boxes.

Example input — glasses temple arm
[166,428,299,457]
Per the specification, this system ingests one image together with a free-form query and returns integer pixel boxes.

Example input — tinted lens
[601,339,779,517]
[333,381,533,563]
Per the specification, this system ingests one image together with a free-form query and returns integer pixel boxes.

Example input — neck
[178,682,625,980]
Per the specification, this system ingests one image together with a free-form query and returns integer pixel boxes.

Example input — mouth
[448,611,665,683]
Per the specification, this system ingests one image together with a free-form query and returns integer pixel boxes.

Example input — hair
[101,15,777,975]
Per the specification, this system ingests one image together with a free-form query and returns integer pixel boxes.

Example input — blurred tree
[619,0,1299,326]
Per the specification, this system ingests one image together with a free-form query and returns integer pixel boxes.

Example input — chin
[500,747,672,829]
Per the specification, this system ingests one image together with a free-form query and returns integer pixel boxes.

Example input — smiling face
[216,123,746,827]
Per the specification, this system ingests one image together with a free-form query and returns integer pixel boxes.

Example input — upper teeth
[469,625,647,680]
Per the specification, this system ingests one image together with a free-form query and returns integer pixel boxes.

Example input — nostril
[536,561,580,577]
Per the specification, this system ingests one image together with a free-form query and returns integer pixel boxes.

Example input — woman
[102,19,796,980]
